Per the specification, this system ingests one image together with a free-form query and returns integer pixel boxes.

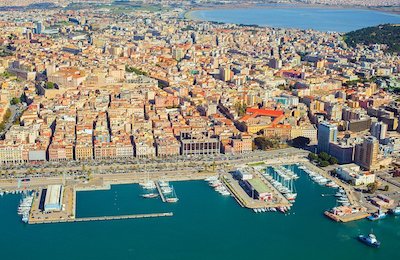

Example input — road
[0,148,309,189]
[0,104,24,137]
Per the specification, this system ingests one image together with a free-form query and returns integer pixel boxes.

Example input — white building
[336,164,376,186]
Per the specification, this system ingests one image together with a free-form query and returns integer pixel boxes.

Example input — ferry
[358,233,380,248]
[367,209,387,221]
[141,193,159,199]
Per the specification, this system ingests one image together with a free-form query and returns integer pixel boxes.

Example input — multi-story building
[180,131,220,155]
[354,136,379,170]
[156,136,181,157]
[317,121,338,154]
[336,164,376,186]
[370,121,388,141]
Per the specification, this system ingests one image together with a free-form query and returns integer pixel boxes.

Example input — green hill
[344,24,400,53]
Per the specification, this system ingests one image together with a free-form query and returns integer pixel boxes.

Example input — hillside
[344,24,400,53]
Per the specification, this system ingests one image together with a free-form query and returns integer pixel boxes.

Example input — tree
[367,182,379,194]
[308,153,318,161]
[319,160,330,167]
[10,97,20,105]
[318,152,330,161]
[329,157,339,165]
[292,136,310,147]
[46,82,55,89]
[384,185,389,191]
[254,137,268,150]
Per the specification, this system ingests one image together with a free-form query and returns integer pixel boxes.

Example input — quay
[302,161,359,207]
[155,181,166,203]
[29,212,173,224]
[324,211,370,223]
[221,172,291,210]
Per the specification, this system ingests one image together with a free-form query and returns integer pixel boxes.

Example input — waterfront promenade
[0,148,309,190]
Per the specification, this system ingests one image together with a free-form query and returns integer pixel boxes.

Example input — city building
[370,121,388,141]
[317,122,338,154]
[180,131,220,155]
[44,185,63,212]
[336,164,376,186]
[354,136,379,170]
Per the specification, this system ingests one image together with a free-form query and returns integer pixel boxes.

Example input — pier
[155,181,166,202]
[324,211,370,223]
[302,161,359,207]
[221,172,291,209]
[29,212,173,224]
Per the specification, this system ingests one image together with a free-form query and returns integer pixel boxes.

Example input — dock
[324,211,370,223]
[221,173,291,209]
[29,212,173,224]
[155,181,166,202]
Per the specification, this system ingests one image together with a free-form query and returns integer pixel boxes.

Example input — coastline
[184,3,400,21]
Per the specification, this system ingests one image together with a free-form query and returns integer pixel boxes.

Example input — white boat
[141,193,159,199]
[140,181,156,190]
[285,193,297,201]
[166,197,179,203]
[220,191,230,196]
[161,186,173,194]
[159,181,169,187]
[205,176,218,182]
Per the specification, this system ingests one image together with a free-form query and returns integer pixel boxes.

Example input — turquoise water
[0,165,399,259]
[189,6,400,32]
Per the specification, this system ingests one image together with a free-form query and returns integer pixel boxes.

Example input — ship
[367,209,387,221]
[358,233,380,248]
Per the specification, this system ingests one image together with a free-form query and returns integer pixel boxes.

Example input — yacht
[358,233,380,248]
[367,209,387,221]
[166,197,179,203]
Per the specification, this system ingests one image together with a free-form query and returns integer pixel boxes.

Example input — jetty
[324,211,370,223]
[222,172,291,209]
[155,181,166,202]
[29,212,173,224]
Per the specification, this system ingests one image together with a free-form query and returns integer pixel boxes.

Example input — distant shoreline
[184,3,400,20]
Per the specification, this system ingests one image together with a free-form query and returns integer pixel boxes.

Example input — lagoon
[188,6,400,32]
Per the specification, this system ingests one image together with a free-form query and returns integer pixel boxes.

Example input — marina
[1,179,399,259]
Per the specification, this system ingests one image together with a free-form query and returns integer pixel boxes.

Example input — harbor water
[0,166,399,259]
